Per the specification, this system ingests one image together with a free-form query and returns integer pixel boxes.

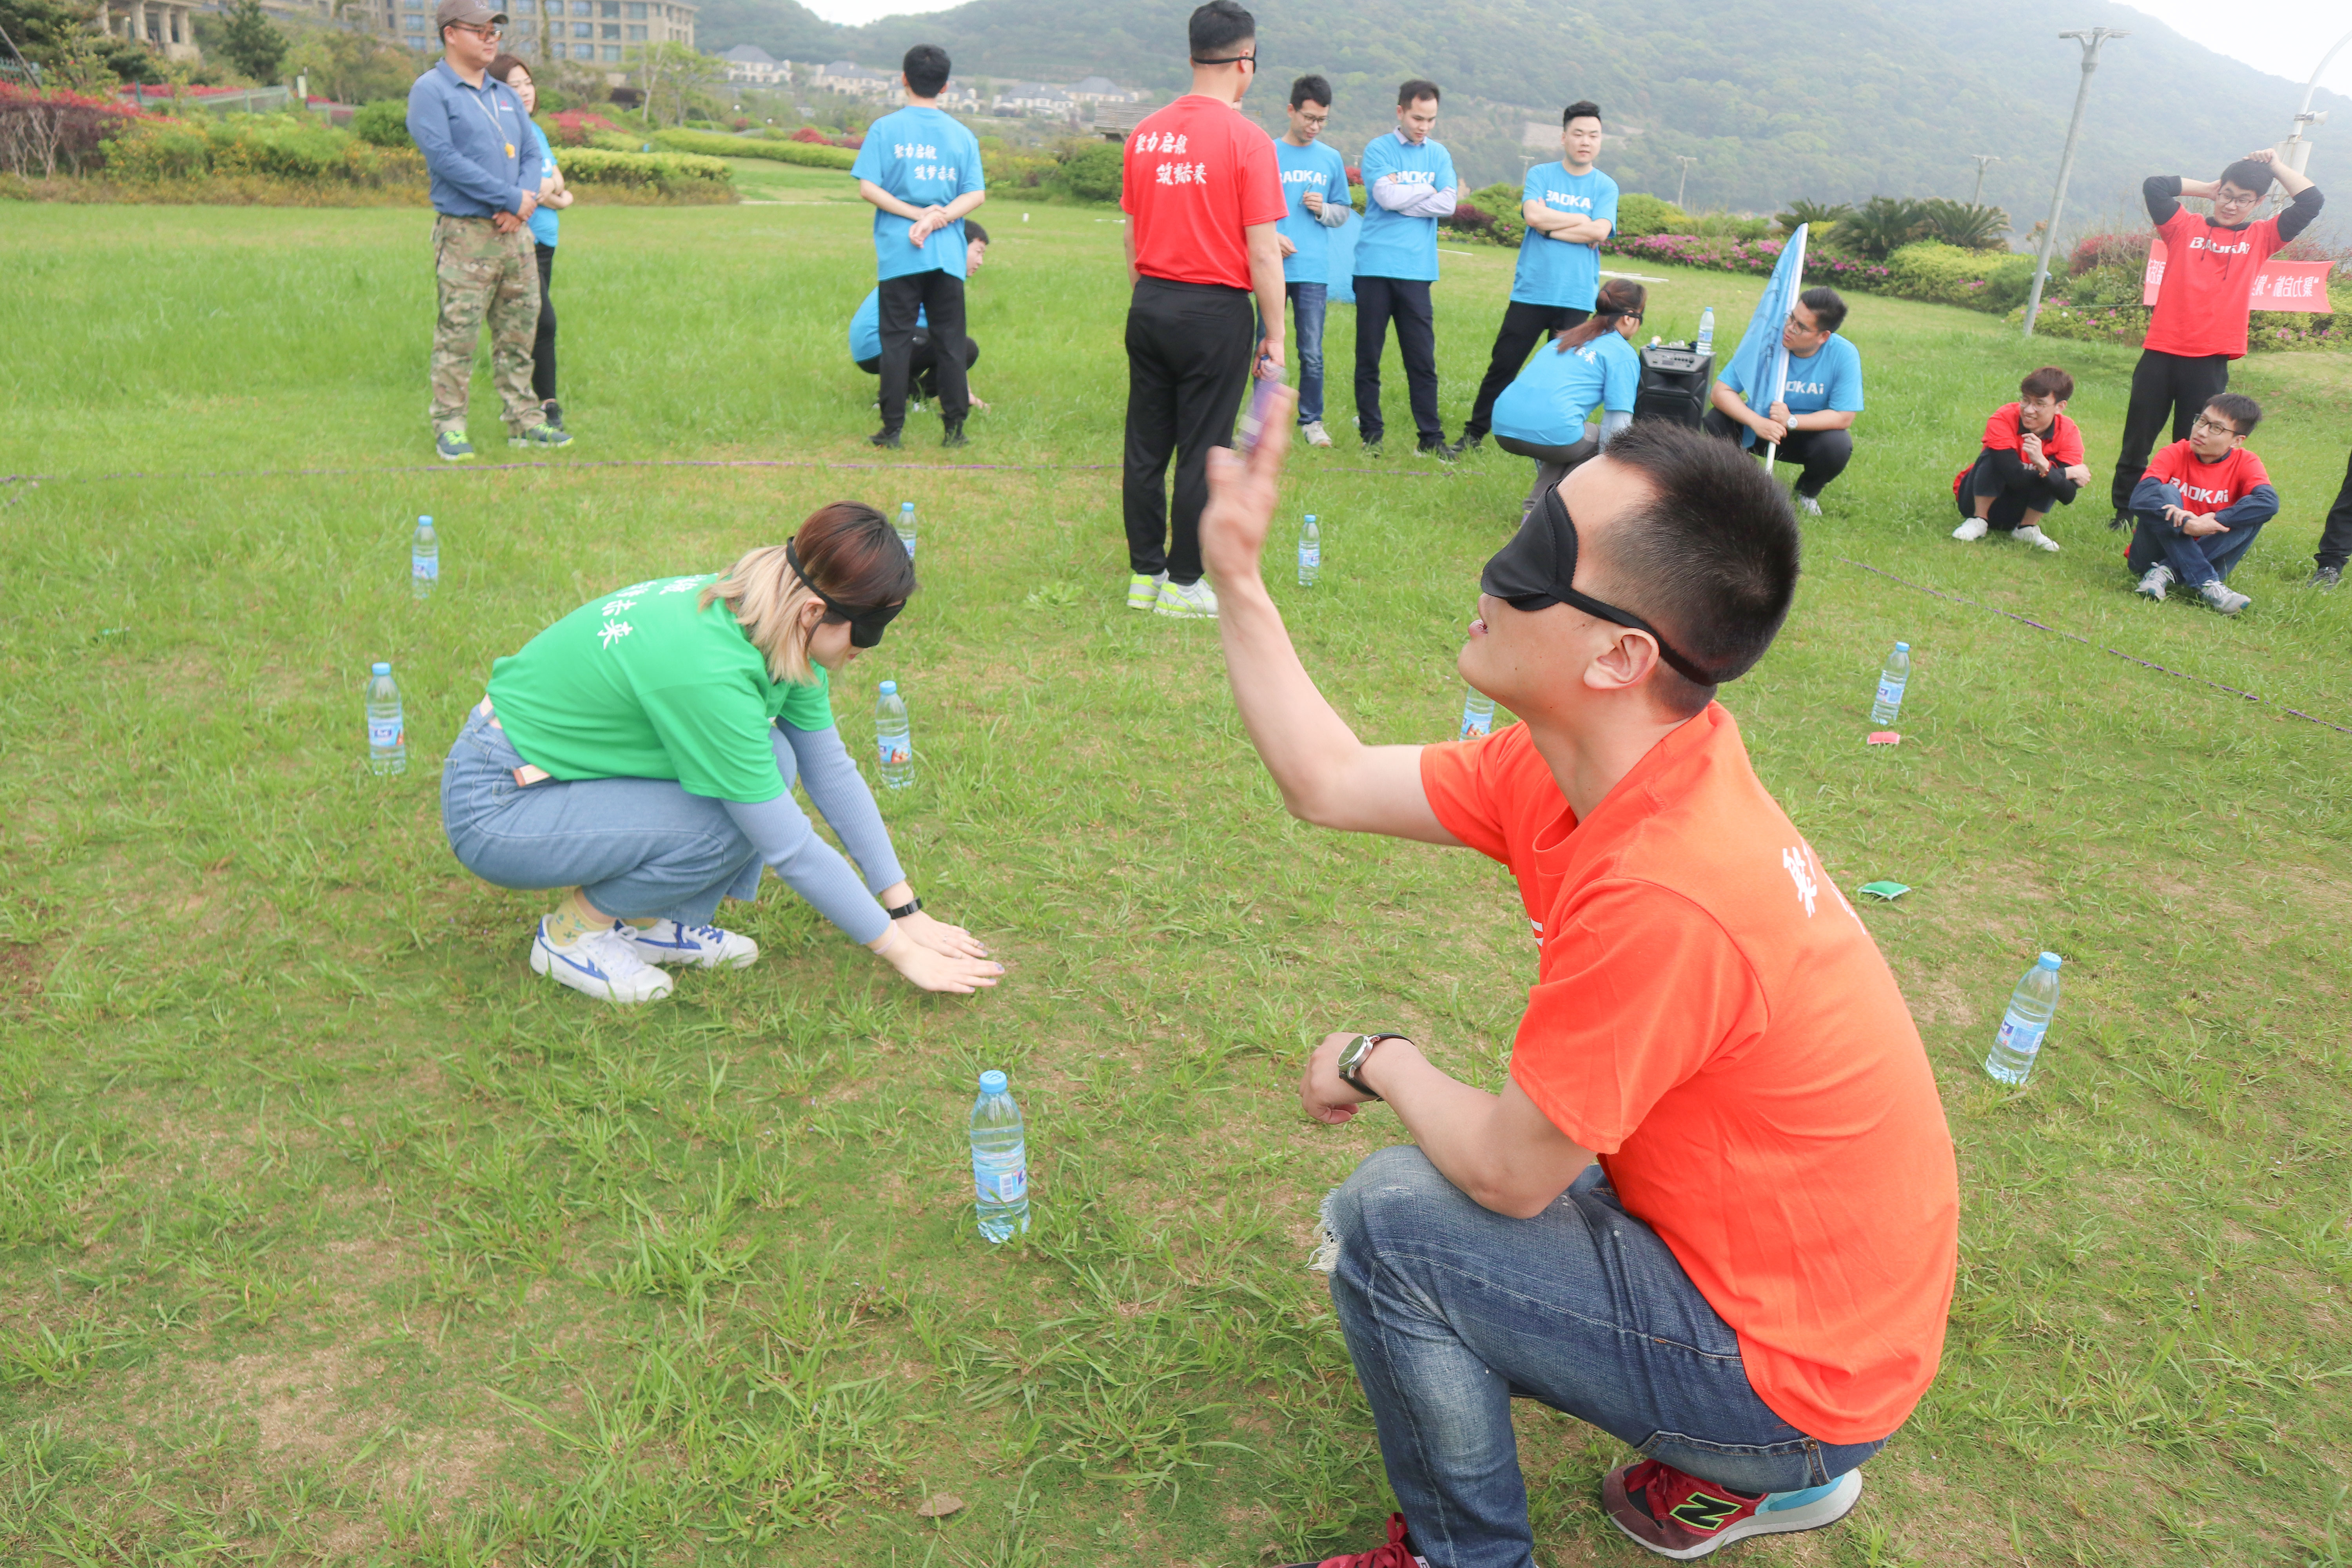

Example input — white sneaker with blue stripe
[627,919,760,969]
[529,919,675,1004]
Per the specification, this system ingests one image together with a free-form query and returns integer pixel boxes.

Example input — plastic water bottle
[1297,514,1321,586]
[969,1069,1030,1242]
[1697,307,1715,356]
[875,680,913,789]
[411,515,438,600]
[1459,686,1495,740]
[365,662,405,776]
[1984,953,2063,1085]
[1871,641,1911,724]
[895,501,917,561]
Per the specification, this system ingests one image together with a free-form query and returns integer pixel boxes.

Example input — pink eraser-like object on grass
[1866,731,1901,746]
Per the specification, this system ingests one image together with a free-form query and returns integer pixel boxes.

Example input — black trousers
[531,241,557,403]
[1702,409,1854,497]
[2314,448,2352,571]
[1123,276,1255,585]
[877,270,969,428]
[2108,348,2229,513]
[1960,446,2078,531]
[1497,431,1599,514]
[1354,275,1440,446]
[1465,300,1589,439]
[857,336,980,400]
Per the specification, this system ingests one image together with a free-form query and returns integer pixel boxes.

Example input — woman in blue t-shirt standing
[494,56,571,434]
[1489,278,1646,518]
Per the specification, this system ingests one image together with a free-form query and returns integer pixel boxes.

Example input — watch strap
[1339,1032,1408,1100]
[885,897,922,920]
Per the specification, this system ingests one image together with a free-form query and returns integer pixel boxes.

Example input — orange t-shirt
[1419,705,1958,1445]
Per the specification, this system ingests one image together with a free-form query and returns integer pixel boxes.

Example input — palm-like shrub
[1774,198,1851,233]
[1918,198,2009,249]
[1837,196,1930,258]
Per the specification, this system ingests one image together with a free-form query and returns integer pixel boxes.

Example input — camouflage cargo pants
[430,214,544,436]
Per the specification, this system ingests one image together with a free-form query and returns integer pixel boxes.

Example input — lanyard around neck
[463,75,515,161]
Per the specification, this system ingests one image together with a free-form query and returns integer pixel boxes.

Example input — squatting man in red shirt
[1201,401,1959,1565]
[2124,392,2277,617]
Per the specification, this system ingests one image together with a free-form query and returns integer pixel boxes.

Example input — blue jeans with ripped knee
[1322,1147,1887,1568]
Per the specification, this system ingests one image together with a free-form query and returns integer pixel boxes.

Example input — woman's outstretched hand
[871,925,1003,993]
[896,908,990,960]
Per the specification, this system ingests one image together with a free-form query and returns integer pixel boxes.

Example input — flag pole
[1760,224,1807,469]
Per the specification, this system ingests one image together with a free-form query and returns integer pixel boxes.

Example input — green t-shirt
[485,573,835,802]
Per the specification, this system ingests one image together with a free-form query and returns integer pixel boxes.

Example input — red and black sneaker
[1602,1460,1862,1560]
[1278,1512,1430,1568]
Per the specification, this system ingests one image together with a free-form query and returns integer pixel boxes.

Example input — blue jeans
[440,708,762,924]
[1260,281,1328,425]
[1325,1148,1887,1568]
[2125,510,2265,589]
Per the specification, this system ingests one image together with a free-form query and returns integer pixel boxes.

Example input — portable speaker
[1635,345,1713,428]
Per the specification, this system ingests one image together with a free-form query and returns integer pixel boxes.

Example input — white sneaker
[628,918,759,969]
[2135,563,2174,602]
[2198,579,2251,615]
[1125,570,1167,610]
[2014,524,2061,552]
[1301,420,1333,448]
[1952,517,1989,542]
[1154,577,1219,619]
[529,920,675,1004]
[1795,494,1822,517]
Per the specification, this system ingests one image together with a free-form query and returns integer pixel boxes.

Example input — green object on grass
[1858,881,1911,901]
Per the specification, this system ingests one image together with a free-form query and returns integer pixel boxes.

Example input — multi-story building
[719,42,785,84]
[810,59,896,98]
[376,0,695,61]
[992,81,1074,116]
[94,0,201,63]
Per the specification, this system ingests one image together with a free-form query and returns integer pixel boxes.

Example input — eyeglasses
[2191,414,2243,437]
[2212,188,2259,207]
[448,21,503,38]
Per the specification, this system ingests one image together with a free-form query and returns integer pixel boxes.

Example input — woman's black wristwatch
[886,897,923,920]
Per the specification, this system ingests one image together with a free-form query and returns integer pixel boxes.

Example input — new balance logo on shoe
[1668,1491,1745,1532]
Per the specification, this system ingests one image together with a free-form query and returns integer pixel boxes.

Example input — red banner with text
[2141,240,2336,312]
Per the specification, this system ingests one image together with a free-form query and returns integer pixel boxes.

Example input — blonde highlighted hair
[699,501,914,684]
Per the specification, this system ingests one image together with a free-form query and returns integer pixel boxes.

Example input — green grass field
[2,176,2349,1568]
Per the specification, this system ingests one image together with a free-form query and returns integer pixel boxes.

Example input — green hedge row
[648,128,858,169]
[559,147,735,200]
[104,118,424,186]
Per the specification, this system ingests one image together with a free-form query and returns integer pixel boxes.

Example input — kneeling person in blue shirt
[850,221,989,408]
[1704,288,1864,516]
[1490,279,1644,518]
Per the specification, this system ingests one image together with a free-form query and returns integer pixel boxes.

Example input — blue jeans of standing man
[1323,1147,1887,1568]
[1260,281,1329,425]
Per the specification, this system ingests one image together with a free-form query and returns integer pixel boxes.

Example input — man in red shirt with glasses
[1200,400,1957,1566]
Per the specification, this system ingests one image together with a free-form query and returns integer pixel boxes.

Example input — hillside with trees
[696,0,2350,240]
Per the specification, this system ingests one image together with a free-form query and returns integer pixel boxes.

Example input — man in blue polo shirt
[406,0,567,462]
[1705,287,1865,515]
[1270,74,1351,448]
[1450,99,1618,457]
[1352,78,1457,457]
[851,44,986,449]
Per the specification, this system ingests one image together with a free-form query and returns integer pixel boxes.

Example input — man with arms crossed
[407,0,568,462]
[1116,0,1287,621]
[2105,148,2320,528]
[852,44,987,450]
[1450,100,1618,457]
[1272,75,1352,448]
[1353,80,1457,458]
[1201,405,1958,1566]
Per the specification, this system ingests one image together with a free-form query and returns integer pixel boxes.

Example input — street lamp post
[1970,153,1999,206]
[1675,155,1696,208]
[2022,27,2126,338]
[2270,27,2351,209]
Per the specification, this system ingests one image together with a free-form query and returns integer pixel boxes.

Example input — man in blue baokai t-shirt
[1352,78,1458,457]
[1269,74,1352,447]
[1451,99,1619,456]
[851,44,986,448]
[1706,287,1866,516]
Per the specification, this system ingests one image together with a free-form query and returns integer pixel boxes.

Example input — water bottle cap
[2037,952,2063,969]
[1895,641,1910,652]
[878,680,897,695]
[418,515,432,525]
[901,501,915,512]
[371,661,390,675]
[1303,514,1317,523]
[978,1069,1007,1094]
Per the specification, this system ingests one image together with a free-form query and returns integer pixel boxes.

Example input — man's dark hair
[1188,0,1254,61]
[1797,286,1848,335]
[1398,78,1440,108]
[2020,365,2073,401]
[1562,98,1602,128]
[963,218,989,246]
[902,44,950,98]
[1290,73,1332,110]
[1590,421,1801,715]
[2218,158,2276,198]
[2206,392,2263,435]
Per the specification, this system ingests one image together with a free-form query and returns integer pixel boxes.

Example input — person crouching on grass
[440,503,1003,1004]
[2125,393,2277,617]
[1200,399,1958,1566]
[1951,365,2091,552]
[849,222,991,411]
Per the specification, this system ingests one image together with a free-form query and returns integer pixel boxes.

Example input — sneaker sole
[633,939,760,969]
[509,437,573,450]
[1154,602,1215,619]
[437,448,475,463]
[529,937,674,1004]
[1609,1470,1862,1561]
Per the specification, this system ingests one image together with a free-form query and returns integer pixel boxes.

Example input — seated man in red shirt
[2126,392,2278,617]
[1201,402,1959,1566]
[1952,365,2092,552]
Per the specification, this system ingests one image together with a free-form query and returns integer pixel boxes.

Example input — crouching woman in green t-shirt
[440,501,1002,1004]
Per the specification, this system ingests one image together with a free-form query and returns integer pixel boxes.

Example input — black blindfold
[786,538,905,649]
[1479,484,1716,686]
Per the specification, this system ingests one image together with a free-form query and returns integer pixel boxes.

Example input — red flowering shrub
[548,109,619,148]
[790,126,829,143]
[2069,230,2149,276]
[0,85,157,180]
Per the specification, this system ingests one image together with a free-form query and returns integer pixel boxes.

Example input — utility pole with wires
[2022,27,2126,338]
[1969,153,2000,206]
[1674,155,1696,208]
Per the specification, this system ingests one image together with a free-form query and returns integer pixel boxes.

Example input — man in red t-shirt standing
[2125,392,2278,616]
[1116,0,1288,622]
[1201,409,1958,1566]
[2106,149,2320,528]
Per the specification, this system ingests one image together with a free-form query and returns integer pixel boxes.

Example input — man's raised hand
[1300,1031,1375,1125]
[1199,383,1297,588]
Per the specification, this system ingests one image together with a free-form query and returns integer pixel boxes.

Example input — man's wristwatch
[1336,1033,1410,1100]
[885,897,922,920]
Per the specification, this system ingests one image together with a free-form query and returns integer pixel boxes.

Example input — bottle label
[1298,545,1319,570]
[896,532,916,559]
[878,734,911,767]
[973,1145,1027,1204]
[1875,677,1905,708]
[368,716,403,750]
[1994,1014,2047,1060]
[412,554,438,581]
[1461,705,1492,739]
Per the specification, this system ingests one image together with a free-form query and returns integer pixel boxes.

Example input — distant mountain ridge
[696,0,2351,238]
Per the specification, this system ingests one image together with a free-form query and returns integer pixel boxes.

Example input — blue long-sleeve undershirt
[2131,474,2280,534]
[717,723,907,945]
